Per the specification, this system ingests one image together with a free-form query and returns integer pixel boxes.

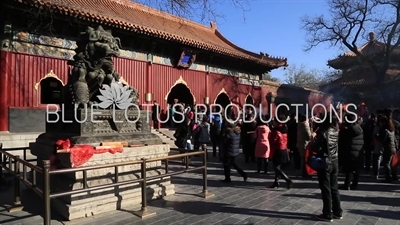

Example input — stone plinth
[29,141,174,220]
[44,109,162,145]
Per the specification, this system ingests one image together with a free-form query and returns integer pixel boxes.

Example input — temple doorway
[215,92,231,109]
[166,83,195,105]
[245,95,254,105]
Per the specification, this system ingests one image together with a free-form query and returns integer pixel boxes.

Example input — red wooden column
[147,62,153,98]
[0,51,9,131]
[205,71,209,104]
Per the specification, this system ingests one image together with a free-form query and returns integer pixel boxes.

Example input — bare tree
[283,64,324,89]
[301,0,400,84]
[262,73,280,83]
[320,69,343,84]
[134,0,254,22]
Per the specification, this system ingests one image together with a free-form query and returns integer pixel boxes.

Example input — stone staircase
[151,128,176,147]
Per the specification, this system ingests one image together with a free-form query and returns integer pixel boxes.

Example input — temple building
[320,32,400,109]
[0,0,330,135]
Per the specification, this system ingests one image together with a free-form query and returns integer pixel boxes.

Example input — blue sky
[208,0,346,80]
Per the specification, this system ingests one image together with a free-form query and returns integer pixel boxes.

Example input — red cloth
[305,142,317,175]
[391,151,400,168]
[55,139,123,167]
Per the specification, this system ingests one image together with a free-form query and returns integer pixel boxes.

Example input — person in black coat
[312,114,342,222]
[221,123,248,182]
[339,114,364,190]
[152,101,160,129]
[241,114,257,163]
[193,116,211,158]
[287,113,299,169]
[362,113,376,171]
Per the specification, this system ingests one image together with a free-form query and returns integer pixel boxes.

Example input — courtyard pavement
[1,156,399,225]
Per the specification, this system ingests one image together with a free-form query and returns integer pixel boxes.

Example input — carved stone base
[29,141,174,220]
[44,109,162,145]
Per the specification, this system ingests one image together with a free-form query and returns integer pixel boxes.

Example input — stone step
[151,129,176,147]
[157,129,177,140]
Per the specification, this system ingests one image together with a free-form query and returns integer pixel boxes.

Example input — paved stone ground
[1,156,399,225]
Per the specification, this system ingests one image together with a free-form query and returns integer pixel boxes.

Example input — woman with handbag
[269,115,292,189]
[310,114,342,222]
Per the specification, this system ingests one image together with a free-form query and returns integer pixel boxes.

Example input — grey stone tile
[275,218,302,225]
[213,217,241,225]
[147,212,194,225]
[376,222,398,225]
[280,202,305,212]
[190,213,231,225]
[139,211,182,225]
[267,202,289,211]
[293,220,318,225]
[337,215,361,225]
[355,217,379,225]
[172,214,216,225]
[234,216,265,224]
[255,217,283,225]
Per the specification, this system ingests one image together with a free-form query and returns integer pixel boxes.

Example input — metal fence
[0,143,213,225]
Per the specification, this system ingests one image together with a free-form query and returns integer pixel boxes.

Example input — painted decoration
[177,50,196,68]
[9,31,260,84]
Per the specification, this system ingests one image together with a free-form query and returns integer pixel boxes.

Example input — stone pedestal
[28,108,174,220]
[44,109,161,145]
[30,141,174,220]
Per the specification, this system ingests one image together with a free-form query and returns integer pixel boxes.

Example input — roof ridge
[12,0,288,67]
[110,0,214,32]
[214,30,286,60]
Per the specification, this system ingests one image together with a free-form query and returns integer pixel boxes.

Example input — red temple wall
[151,64,206,110]
[207,73,268,107]
[0,50,331,132]
[207,73,237,104]
[113,57,148,104]
[2,51,272,112]
[6,52,69,108]
[236,83,263,106]
[2,52,149,109]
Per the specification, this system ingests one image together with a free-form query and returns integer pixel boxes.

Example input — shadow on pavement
[348,209,400,221]
[145,198,316,221]
[0,180,66,225]
[283,192,400,208]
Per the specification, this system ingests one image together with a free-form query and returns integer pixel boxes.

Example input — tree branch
[301,0,400,84]
[134,0,253,23]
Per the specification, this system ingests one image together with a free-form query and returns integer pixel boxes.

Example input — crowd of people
[169,102,399,222]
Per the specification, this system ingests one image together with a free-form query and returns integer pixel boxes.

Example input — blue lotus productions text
[147,103,358,124]
[45,103,358,124]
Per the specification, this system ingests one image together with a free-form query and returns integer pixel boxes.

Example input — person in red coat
[253,119,271,173]
[269,115,293,189]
